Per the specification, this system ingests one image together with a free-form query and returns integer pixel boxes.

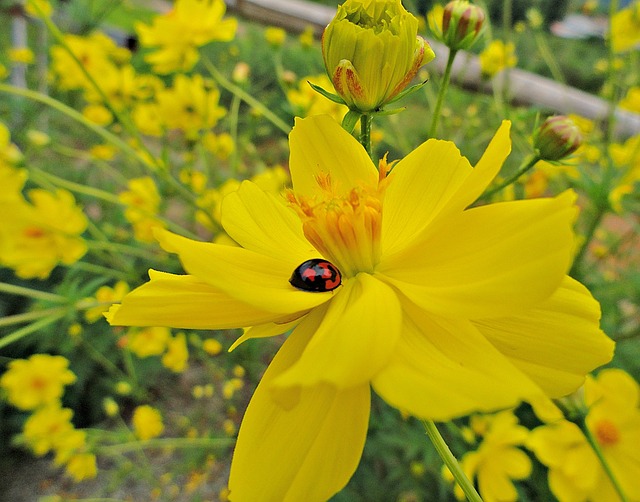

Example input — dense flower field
[0,0,639,500]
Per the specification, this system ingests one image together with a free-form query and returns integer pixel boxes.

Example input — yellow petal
[450,120,512,210]
[381,121,511,255]
[382,139,473,255]
[228,309,370,502]
[106,270,287,329]
[372,305,542,421]
[221,181,316,263]
[474,276,614,397]
[378,191,577,318]
[273,273,402,389]
[229,318,301,352]
[155,229,334,314]
[289,115,378,199]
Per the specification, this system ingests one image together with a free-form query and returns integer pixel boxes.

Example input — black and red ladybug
[289,259,342,292]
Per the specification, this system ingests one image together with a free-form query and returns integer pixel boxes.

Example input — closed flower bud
[534,116,583,161]
[441,0,485,51]
[322,0,434,112]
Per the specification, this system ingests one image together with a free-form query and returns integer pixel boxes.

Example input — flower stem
[0,306,69,328]
[0,282,67,303]
[203,56,291,135]
[0,84,152,169]
[576,415,629,502]
[360,113,373,159]
[428,49,457,138]
[423,420,483,502]
[97,437,234,455]
[0,312,66,350]
[483,154,540,198]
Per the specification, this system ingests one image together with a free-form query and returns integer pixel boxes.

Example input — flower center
[287,173,385,277]
[594,419,620,447]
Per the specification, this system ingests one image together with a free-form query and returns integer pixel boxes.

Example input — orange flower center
[594,419,620,446]
[29,376,48,391]
[24,226,45,239]
[287,173,386,277]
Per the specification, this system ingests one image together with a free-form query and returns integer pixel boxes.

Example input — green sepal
[341,110,362,133]
[308,81,346,105]
[372,106,406,117]
[386,79,429,106]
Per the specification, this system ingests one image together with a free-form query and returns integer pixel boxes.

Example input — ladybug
[289,259,342,292]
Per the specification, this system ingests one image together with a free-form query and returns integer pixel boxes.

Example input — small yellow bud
[441,0,485,51]
[534,116,583,161]
[322,0,434,112]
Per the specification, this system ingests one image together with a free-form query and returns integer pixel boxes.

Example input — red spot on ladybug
[289,259,342,292]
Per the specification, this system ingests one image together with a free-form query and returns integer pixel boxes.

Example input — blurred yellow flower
[0,188,88,278]
[136,0,237,74]
[162,332,189,373]
[527,369,640,502]
[448,411,532,501]
[118,176,165,243]
[156,74,226,140]
[287,74,349,122]
[610,2,640,53]
[265,26,286,47]
[203,338,223,355]
[0,355,76,411]
[202,131,235,160]
[620,86,640,114]
[127,326,171,357]
[8,47,35,64]
[132,405,164,440]
[25,0,52,17]
[23,405,75,456]
[50,33,121,92]
[479,40,517,78]
[299,25,315,48]
[64,453,98,482]
[89,144,118,161]
[85,281,130,323]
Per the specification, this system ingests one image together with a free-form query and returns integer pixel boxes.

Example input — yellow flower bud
[322,0,434,112]
[441,0,485,51]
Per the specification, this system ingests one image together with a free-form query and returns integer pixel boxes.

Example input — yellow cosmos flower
[64,453,98,482]
[23,405,75,456]
[0,189,87,279]
[155,74,226,140]
[136,0,237,74]
[85,281,130,323]
[479,40,517,78]
[108,115,613,501]
[132,405,164,440]
[265,26,287,47]
[620,86,640,114]
[8,47,35,65]
[527,369,640,502]
[119,176,165,243]
[126,326,171,358]
[0,354,76,411]
[610,2,640,53]
[447,411,531,501]
[162,332,189,373]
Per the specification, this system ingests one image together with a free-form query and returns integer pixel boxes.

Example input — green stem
[0,282,67,303]
[534,32,566,85]
[85,240,163,262]
[483,154,540,198]
[0,313,66,350]
[423,420,483,502]
[570,203,607,278]
[359,114,373,159]
[33,3,159,167]
[97,437,234,455]
[576,416,629,502]
[71,262,131,280]
[0,306,69,328]
[203,57,291,135]
[604,0,619,148]
[429,49,457,138]
[0,84,153,169]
